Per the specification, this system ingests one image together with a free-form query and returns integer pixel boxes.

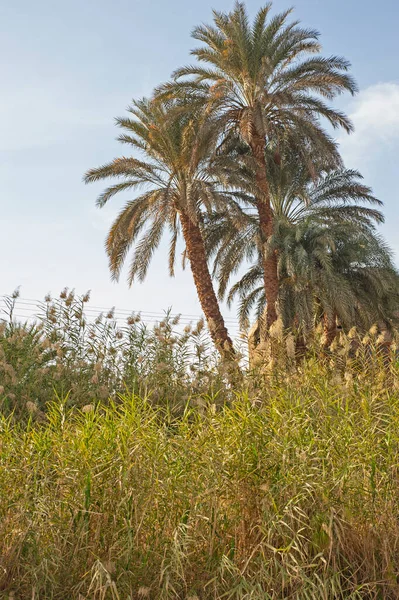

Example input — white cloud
[339,82,399,165]
[336,83,399,266]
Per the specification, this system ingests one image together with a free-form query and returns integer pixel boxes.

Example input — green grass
[2,362,399,599]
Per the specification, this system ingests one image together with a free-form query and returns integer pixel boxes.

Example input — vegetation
[3,1,399,598]
[1,343,399,598]
[2,292,399,598]
[0,290,224,418]
[84,2,399,358]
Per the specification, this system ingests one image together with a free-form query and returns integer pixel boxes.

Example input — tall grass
[0,290,227,419]
[1,363,399,598]
[1,290,399,598]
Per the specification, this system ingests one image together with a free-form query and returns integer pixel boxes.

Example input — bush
[0,290,227,418]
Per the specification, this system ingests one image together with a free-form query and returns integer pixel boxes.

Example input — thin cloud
[339,82,399,165]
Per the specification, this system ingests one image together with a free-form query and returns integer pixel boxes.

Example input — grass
[2,290,399,598]
[0,290,225,418]
[1,361,399,599]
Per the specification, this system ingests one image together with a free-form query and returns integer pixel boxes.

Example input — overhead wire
[0,295,242,330]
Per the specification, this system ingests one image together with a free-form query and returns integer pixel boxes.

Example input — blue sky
[1,0,398,325]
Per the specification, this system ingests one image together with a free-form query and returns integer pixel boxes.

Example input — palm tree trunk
[250,133,279,338]
[293,316,307,361]
[323,312,337,349]
[377,321,392,368]
[179,210,235,359]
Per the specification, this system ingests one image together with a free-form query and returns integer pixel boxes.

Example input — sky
[1,0,398,327]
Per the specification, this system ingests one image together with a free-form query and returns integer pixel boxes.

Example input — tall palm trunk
[250,133,279,337]
[377,321,392,368]
[179,210,235,359]
[323,312,337,349]
[293,315,307,361]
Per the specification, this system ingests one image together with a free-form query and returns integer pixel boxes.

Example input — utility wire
[0,295,242,329]
[0,296,239,323]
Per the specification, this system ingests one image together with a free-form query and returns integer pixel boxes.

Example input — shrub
[0,290,226,418]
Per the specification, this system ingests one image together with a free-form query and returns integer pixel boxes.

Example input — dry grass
[2,290,399,598]
[0,290,224,418]
[1,359,399,599]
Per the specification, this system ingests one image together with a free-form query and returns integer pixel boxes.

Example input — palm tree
[84,98,238,360]
[158,1,357,336]
[315,227,399,347]
[231,225,399,352]
[206,158,399,347]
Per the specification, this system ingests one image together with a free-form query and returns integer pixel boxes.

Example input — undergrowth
[0,290,226,418]
[1,291,399,598]
[1,369,399,599]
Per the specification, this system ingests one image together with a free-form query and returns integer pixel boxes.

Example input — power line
[0,296,240,322]
[0,306,241,329]
[0,295,242,329]
[0,295,239,321]
[0,298,239,324]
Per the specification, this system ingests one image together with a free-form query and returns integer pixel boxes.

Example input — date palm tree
[158,1,357,335]
[229,221,399,344]
[205,155,397,345]
[84,98,238,359]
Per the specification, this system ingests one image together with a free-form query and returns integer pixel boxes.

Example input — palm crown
[169,2,356,143]
[205,153,398,336]
[158,1,358,334]
[84,98,238,356]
